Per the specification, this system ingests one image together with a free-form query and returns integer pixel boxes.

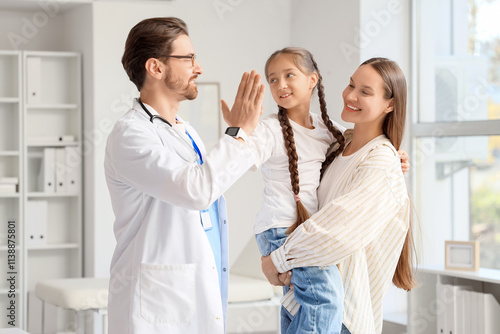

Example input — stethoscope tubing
[137,98,202,163]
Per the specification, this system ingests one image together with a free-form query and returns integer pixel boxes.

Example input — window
[413,0,500,269]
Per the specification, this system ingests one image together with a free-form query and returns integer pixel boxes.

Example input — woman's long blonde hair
[361,57,417,291]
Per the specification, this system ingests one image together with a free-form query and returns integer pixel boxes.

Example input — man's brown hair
[122,17,188,91]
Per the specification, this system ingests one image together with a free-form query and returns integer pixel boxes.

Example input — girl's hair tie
[294,194,301,203]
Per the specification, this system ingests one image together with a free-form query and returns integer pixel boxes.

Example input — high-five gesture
[221,70,265,136]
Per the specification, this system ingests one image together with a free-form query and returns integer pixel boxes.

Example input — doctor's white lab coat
[104,99,255,334]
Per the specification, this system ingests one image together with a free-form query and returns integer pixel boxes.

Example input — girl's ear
[385,99,395,113]
[144,58,165,81]
[309,72,319,90]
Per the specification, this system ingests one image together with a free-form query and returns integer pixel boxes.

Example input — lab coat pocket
[140,263,196,324]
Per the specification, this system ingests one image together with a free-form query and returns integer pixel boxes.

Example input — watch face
[226,127,240,136]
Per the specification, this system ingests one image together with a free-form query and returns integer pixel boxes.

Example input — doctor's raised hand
[221,70,265,140]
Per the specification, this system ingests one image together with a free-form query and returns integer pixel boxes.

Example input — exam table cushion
[35,277,109,311]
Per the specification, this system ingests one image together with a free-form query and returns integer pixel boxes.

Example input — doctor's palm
[221,70,265,136]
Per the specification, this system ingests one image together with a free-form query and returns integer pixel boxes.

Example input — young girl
[248,47,346,334]
[262,57,416,334]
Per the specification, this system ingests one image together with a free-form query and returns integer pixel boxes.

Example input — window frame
[410,0,500,266]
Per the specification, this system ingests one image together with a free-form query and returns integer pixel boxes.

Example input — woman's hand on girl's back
[398,150,410,174]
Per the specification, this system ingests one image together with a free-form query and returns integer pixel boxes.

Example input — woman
[261,57,417,334]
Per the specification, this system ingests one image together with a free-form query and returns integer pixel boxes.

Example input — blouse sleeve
[270,144,409,272]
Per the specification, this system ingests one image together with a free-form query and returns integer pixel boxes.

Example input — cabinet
[0,50,23,328]
[408,264,500,334]
[0,50,82,330]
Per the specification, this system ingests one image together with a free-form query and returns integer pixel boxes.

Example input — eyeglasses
[168,54,196,67]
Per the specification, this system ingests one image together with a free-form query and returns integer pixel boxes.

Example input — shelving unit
[22,51,83,332]
[0,50,23,328]
[0,50,82,330]
[408,264,500,334]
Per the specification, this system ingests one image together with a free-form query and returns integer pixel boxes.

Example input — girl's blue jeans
[256,227,344,334]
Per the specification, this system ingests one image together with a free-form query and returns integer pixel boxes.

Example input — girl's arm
[247,118,277,170]
[269,143,409,273]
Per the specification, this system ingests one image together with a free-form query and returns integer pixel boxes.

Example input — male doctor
[104,17,265,334]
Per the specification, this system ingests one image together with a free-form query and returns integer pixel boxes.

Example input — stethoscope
[138,98,203,164]
[138,98,173,127]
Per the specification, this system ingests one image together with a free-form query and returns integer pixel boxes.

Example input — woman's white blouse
[271,134,410,334]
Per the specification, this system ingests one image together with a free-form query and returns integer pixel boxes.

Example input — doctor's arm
[106,71,265,211]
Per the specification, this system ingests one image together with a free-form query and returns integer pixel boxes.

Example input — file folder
[55,148,66,193]
[25,200,48,246]
[26,56,42,104]
[65,146,80,194]
[38,148,55,193]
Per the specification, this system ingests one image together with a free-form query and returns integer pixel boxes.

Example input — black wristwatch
[225,127,248,142]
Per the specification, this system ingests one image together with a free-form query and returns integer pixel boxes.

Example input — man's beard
[164,74,198,101]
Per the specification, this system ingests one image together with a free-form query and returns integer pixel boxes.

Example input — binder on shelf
[58,135,75,142]
[456,289,467,333]
[55,148,66,193]
[437,283,473,334]
[26,56,42,104]
[0,177,19,184]
[463,290,473,334]
[483,293,500,333]
[469,289,479,334]
[436,283,447,334]
[476,291,485,334]
[65,146,80,193]
[38,148,56,193]
[25,200,48,246]
[0,176,18,193]
[0,184,16,193]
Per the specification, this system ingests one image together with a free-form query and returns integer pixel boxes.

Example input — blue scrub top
[186,129,228,319]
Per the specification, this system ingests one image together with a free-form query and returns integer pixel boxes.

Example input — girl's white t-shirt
[249,113,345,235]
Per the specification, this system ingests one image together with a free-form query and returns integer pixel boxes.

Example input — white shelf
[0,193,19,198]
[27,192,79,198]
[0,150,19,156]
[27,243,79,251]
[26,104,78,109]
[0,50,19,56]
[417,264,500,285]
[24,50,81,58]
[0,97,19,103]
[27,141,79,147]
[0,289,21,295]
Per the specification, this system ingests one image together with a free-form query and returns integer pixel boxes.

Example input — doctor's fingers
[220,99,230,117]
[241,70,262,102]
[252,83,266,108]
[234,71,251,102]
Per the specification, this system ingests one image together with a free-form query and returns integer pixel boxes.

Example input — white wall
[290,0,360,129]
[0,5,66,51]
